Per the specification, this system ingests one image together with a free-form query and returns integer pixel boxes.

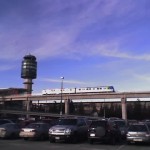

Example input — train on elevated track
[42,86,115,95]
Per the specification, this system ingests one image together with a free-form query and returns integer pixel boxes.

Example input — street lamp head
[60,77,64,79]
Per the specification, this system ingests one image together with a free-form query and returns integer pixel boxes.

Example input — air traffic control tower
[21,54,37,94]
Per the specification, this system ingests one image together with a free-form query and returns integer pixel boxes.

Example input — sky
[0,0,150,94]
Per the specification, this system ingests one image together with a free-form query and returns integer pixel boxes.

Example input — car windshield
[146,123,150,129]
[57,119,77,125]
[27,123,41,128]
[128,124,148,132]
[0,123,13,128]
[0,120,11,125]
[115,121,126,127]
[90,121,106,128]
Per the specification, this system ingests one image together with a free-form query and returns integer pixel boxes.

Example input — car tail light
[1,129,6,132]
[89,128,95,132]
[32,129,37,133]
[106,125,111,132]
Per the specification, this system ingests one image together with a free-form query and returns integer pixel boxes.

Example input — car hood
[50,125,77,130]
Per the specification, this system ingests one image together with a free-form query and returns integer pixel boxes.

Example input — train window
[108,86,113,89]
[79,89,81,90]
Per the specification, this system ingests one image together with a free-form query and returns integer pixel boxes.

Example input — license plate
[55,137,60,140]
[133,138,142,142]
[90,133,95,137]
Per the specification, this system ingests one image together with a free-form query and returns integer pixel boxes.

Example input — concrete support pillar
[25,96,32,119]
[23,79,33,119]
[121,97,127,121]
[65,99,70,115]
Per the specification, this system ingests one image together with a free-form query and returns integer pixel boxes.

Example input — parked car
[19,122,50,140]
[108,117,120,121]
[0,123,21,139]
[39,118,58,127]
[145,122,150,129]
[49,117,88,143]
[0,119,13,125]
[127,120,138,125]
[17,119,35,128]
[112,119,128,139]
[126,122,150,144]
[88,119,121,145]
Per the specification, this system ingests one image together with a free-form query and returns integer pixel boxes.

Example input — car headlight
[65,128,72,134]
[145,134,150,137]
[121,130,125,134]
[49,129,53,134]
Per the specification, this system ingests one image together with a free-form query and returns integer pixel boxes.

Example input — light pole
[60,77,64,116]
[103,98,106,118]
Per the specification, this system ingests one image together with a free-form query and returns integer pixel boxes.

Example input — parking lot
[0,118,150,150]
[0,139,150,150]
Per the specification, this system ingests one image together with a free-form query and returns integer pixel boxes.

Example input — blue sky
[0,0,150,93]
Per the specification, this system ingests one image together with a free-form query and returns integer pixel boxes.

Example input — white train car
[42,89,61,95]
[42,86,115,95]
[75,86,115,93]
[42,88,76,95]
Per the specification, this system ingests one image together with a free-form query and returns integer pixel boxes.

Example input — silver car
[126,122,150,144]
[49,118,88,143]
[19,122,50,140]
[0,123,21,139]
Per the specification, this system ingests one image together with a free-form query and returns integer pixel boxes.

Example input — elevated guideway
[1,91,150,101]
[1,91,150,121]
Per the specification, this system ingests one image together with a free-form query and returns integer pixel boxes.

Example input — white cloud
[40,77,93,85]
[0,0,149,61]
[0,65,16,71]
[133,73,150,82]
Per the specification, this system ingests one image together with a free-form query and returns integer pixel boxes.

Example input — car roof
[31,122,49,124]
[0,123,18,127]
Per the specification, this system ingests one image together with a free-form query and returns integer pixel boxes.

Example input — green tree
[77,102,84,115]
[69,100,75,114]
[134,100,142,120]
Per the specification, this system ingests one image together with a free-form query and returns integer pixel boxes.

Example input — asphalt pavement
[0,139,150,150]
